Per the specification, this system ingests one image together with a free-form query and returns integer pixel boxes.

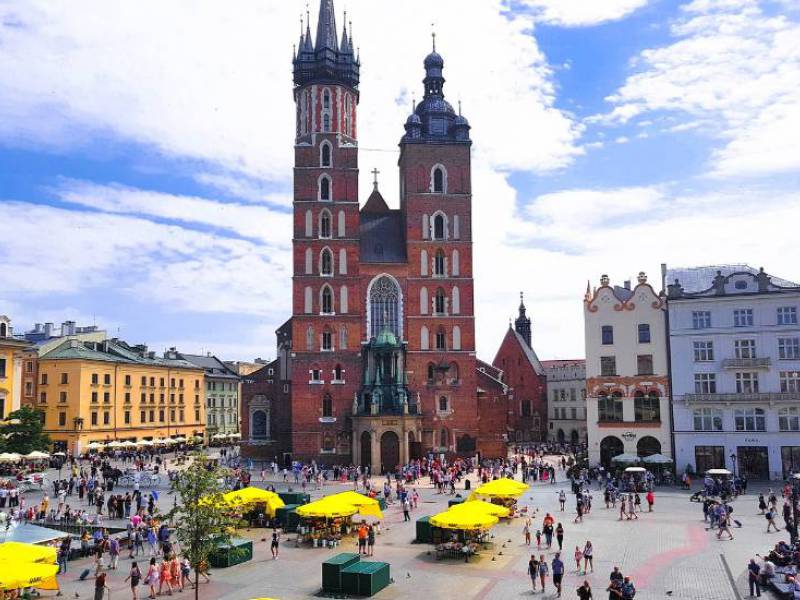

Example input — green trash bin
[415,515,432,544]
[322,552,361,592]
[341,561,391,597]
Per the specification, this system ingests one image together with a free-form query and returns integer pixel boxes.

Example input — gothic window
[434,249,446,276]
[368,275,402,339]
[251,409,268,439]
[305,248,313,274]
[339,248,347,274]
[319,175,331,201]
[420,249,429,276]
[452,326,462,350]
[340,285,349,313]
[320,248,333,276]
[337,210,346,237]
[421,326,430,350]
[433,213,446,240]
[320,141,331,167]
[452,286,460,314]
[432,165,446,193]
[322,393,333,417]
[319,210,331,238]
[436,327,446,350]
[420,287,429,315]
[306,326,314,351]
[304,287,313,314]
[435,288,446,315]
[322,327,333,350]
[321,285,333,314]
[305,210,313,237]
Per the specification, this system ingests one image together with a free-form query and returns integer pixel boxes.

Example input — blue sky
[1,0,799,361]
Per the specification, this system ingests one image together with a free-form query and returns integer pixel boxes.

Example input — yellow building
[0,316,33,419]
[37,338,206,454]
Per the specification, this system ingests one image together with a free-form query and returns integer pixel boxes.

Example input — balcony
[683,391,800,403]
[721,357,771,370]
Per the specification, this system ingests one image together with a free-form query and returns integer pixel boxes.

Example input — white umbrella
[611,453,641,464]
[0,452,22,462]
[24,450,51,460]
[641,453,673,465]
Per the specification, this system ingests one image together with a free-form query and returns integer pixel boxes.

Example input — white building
[542,359,586,444]
[667,265,800,481]
[584,272,672,467]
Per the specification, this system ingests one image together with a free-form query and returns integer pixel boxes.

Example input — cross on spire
[371,167,380,191]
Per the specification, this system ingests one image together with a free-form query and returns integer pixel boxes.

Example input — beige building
[38,339,206,454]
[584,272,672,467]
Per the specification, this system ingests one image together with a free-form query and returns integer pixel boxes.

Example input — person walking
[270,530,280,559]
[583,540,594,574]
[747,558,762,597]
[528,554,540,593]
[576,580,593,600]
[125,561,142,600]
[556,522,565,551]
[552,552,565,598]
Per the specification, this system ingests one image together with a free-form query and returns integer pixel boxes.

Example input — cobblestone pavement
[5,457,787,599]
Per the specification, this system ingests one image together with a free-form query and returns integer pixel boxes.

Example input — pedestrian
[271,530,280,559]
[145,557,159,600]
[583,540,594,573]
[125,561,142,600]
[574,546,583,574]
[556,522,564,550]
[94,571,109,600]
[528,554,540,593]
[538,553,549,593]
[748,558,761,597]
[577,580,593,600]
[523,520,531,546]
[552,552,565,598]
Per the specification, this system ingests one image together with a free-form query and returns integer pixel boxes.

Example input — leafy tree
[167,454,239,600]
[0,406,50,454]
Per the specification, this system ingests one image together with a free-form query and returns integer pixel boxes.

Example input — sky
[1,0,799,362]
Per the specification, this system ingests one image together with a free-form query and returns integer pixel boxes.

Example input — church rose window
[368,275,401,340]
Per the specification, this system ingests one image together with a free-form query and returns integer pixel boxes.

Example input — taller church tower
[290,0,362,459]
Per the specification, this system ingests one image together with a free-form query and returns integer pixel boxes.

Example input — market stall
[429,505,499,561]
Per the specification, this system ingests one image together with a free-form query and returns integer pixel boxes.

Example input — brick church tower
[290,0,362,459]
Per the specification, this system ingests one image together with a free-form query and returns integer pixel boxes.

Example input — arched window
[420,326,430,350]
[304,287,313,314]
[452,325,461,350]
[338,248,347,274]
[427,363,435,382]
[305,210,313,237]
[420,249,429,276]
[251,409,268,439]
[337,210,345,237]
[436,327,446,350]
[320,248,333,276]
[368,275,402,339]
[306,325,314,350]
[320,141,331,167]
[334,364,343,381]
[305,248,313,274]
[420,287,429,315]
[321,285,333,314]
[432,165,445,193]
[322,393,333,418]
[452,286,460,314]
[319,209,331,238]
[322,326,333,350]
[434,249,446,276]
[452,250,460,276]
[340,286,349,314]
[433,214,446,240]
[434,288,446,315]
[319,175,331,201]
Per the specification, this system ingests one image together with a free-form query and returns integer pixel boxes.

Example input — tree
[167,454,239,600]
[0,406,50,454]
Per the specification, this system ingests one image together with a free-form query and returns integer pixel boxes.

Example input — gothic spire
[315,0,338,52]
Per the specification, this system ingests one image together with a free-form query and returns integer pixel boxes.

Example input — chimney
[623,280,631,290]
[44,322,54,338]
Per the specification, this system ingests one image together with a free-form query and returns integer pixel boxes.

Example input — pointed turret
[514,292,532,348]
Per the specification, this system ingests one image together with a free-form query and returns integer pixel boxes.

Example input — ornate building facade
[272,0,487,471]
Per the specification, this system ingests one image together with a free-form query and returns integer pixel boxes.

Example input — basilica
[241,0,548,471]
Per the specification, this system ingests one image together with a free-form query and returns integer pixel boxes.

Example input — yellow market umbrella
[472,479,529,498]
[0,542,57,564]
[449,500,511,518]
[296,499,358,519]
[429,509,498,531]
[0,561,59,591]
[327,491,383,519]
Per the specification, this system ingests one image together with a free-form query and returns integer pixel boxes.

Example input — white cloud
[520,0,649,26]
[600,0,800,177]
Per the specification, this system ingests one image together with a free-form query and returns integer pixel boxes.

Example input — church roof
[359,210,406,263]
